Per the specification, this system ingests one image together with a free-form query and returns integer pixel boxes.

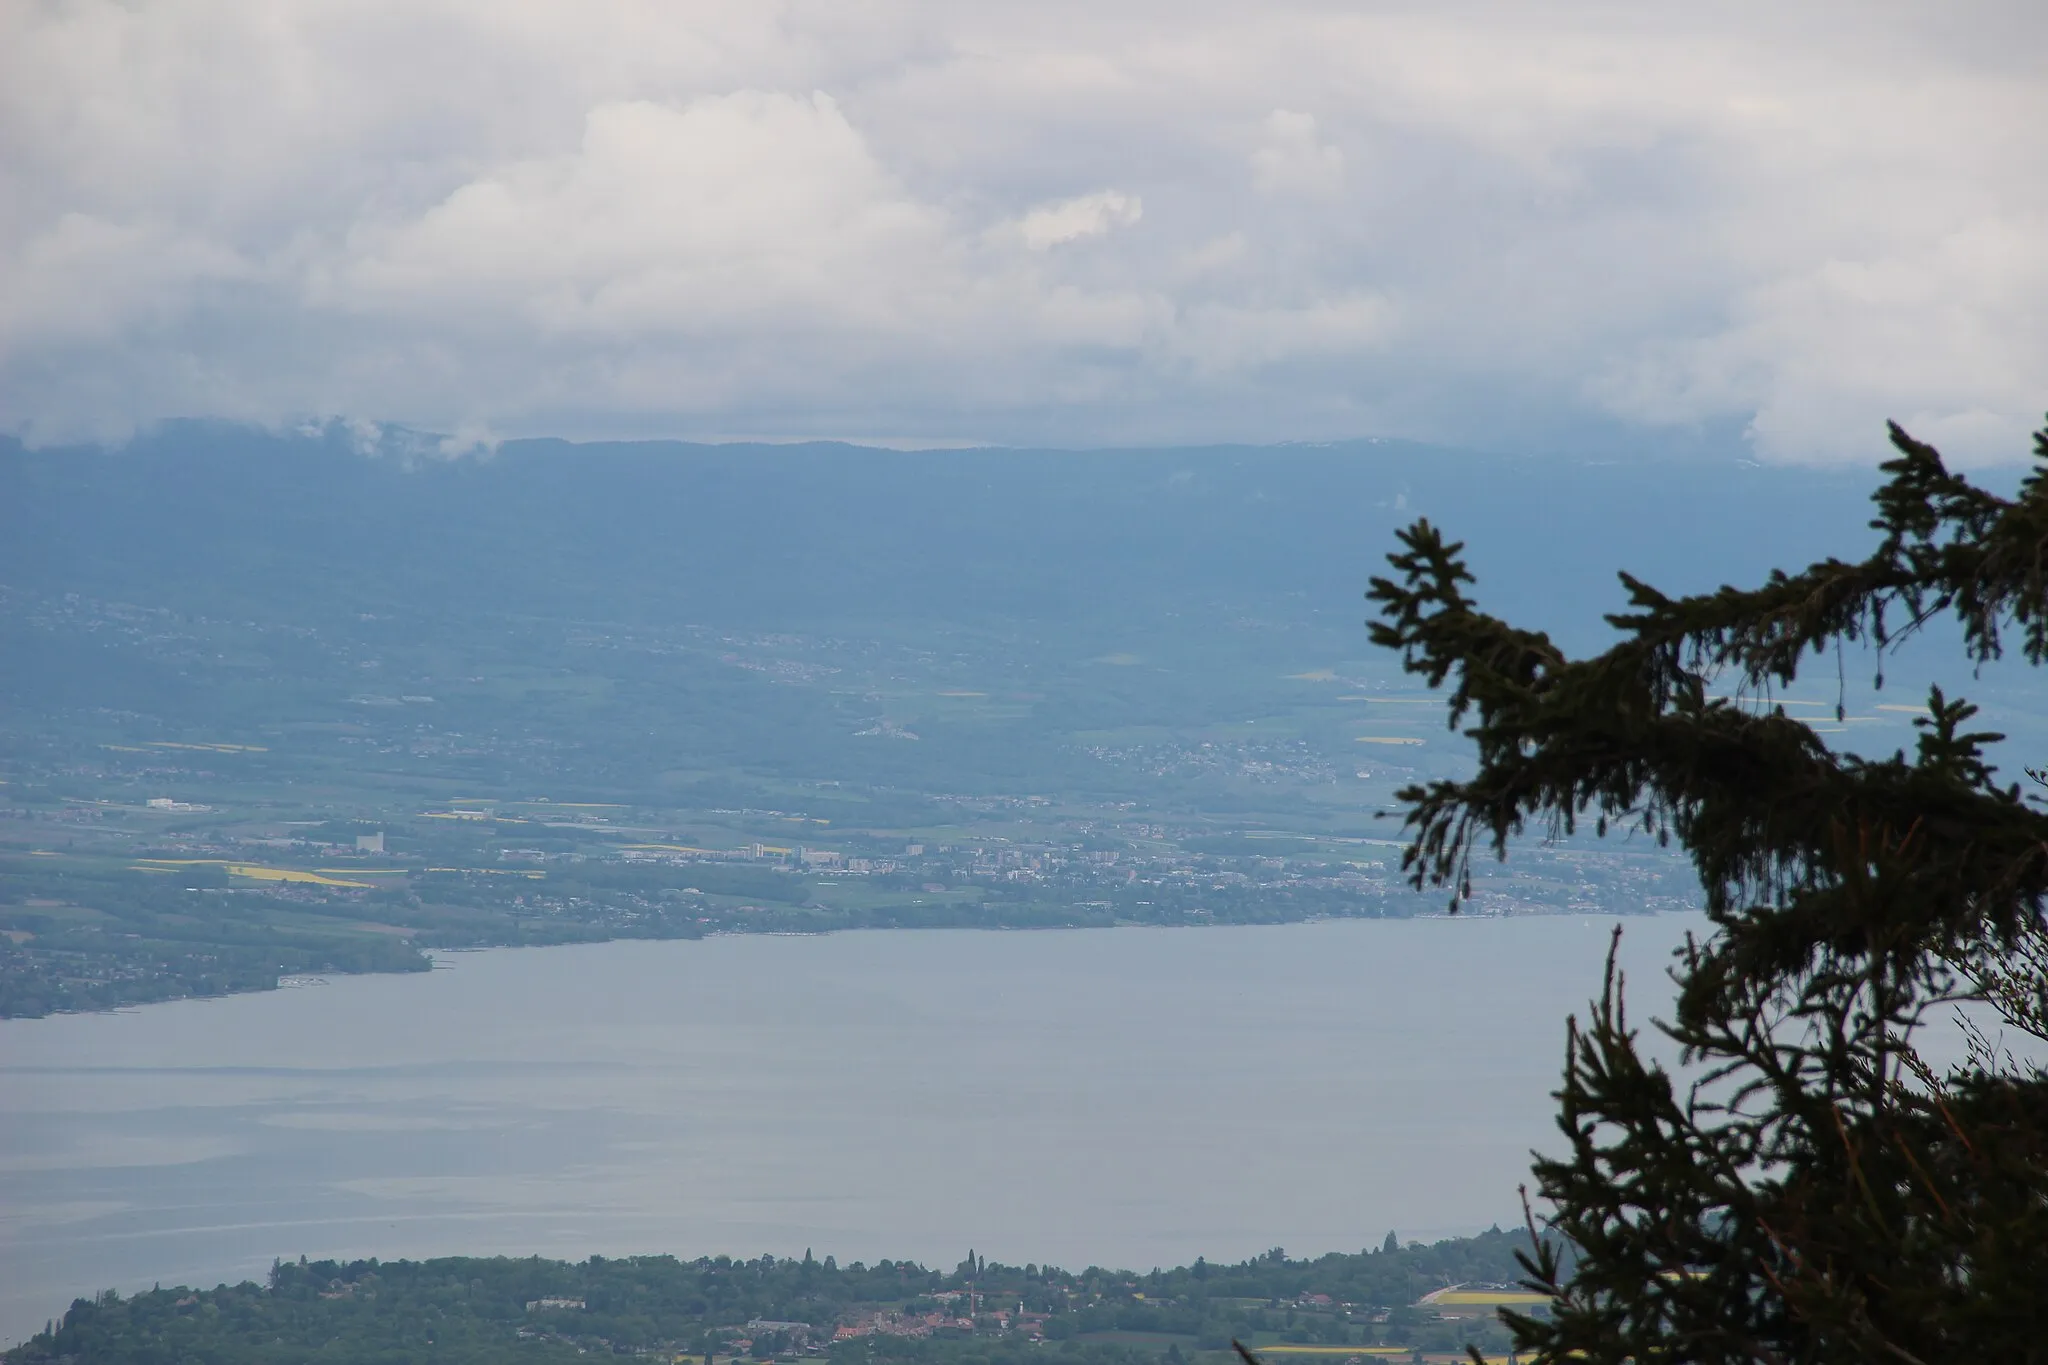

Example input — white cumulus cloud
[335,92,950,332]
[1016,191,1144,251]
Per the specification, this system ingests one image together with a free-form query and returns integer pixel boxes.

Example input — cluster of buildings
[827,1303,1045,1344]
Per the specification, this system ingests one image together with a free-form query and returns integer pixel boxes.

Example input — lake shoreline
[0,904,1680,1022]
[0,916,1704,1347]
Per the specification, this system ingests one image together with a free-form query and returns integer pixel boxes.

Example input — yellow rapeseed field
[136,858,372,888]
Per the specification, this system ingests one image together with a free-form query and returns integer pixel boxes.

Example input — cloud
[1015,191,1143,250]
[336,92,950,333]
[1590,211,2048,462]
[1250,111,1343,197]
[1,0,2043,461]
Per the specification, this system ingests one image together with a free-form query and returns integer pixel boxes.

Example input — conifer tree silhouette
[1366,418,2048,1363]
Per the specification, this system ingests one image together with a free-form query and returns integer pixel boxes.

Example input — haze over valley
[11,427,2028,1017]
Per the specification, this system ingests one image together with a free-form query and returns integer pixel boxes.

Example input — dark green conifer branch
[1373,419,2048,1364]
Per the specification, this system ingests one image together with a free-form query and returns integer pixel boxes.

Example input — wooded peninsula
[7,1235,1546,1364]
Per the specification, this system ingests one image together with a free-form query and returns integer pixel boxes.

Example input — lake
[0,915,1704,1345]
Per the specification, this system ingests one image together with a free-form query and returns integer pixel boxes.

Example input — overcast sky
[3,0,2043,461]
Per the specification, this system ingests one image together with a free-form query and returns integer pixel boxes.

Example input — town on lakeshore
[6,1237,1555,1365]
[0,763,1700,1016]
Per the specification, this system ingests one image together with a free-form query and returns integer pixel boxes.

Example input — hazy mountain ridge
[2,423,1880,650]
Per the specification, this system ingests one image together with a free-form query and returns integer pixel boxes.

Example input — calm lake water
[0,916,1704,1344]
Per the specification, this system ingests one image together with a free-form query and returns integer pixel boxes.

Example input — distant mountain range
[2,421,1885,652]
